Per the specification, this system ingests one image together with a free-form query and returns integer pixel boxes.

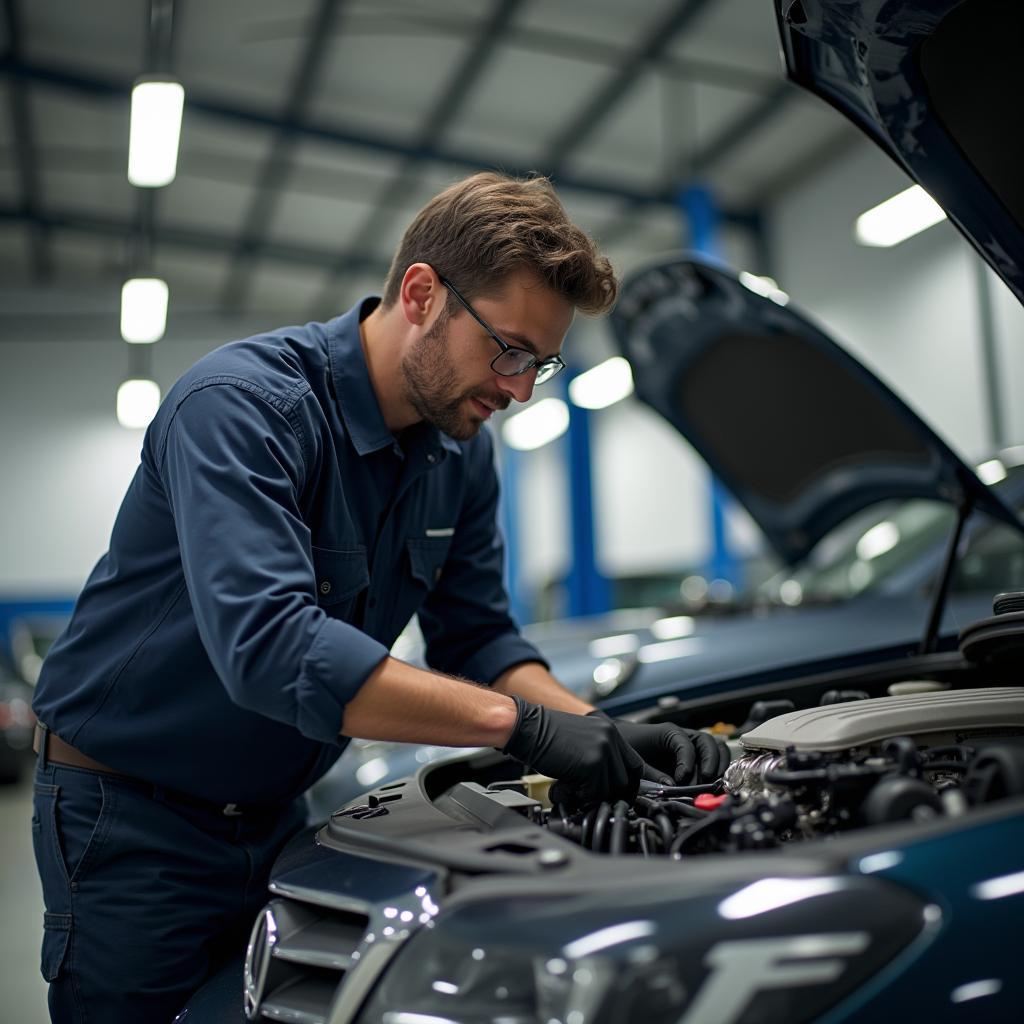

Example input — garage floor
[1,772,49,1023]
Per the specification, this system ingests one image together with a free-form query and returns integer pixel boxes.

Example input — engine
[521,686,1024,858]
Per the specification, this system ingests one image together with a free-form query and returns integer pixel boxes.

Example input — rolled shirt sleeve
[158,382,389,743]
[417,429,549,684]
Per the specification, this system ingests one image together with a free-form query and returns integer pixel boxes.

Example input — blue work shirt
[34,298,545,804]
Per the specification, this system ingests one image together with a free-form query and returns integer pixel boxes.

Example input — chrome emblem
[244,905,278,1019]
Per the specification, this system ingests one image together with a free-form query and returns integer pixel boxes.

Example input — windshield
[760,463,1024,605]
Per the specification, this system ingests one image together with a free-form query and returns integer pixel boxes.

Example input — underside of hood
[609,255,1021,565]
[776,0,1024,305]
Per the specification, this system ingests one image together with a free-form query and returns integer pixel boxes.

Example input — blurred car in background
[0,660,35,784]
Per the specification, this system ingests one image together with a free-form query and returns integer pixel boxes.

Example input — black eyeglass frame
[436,274,566,385]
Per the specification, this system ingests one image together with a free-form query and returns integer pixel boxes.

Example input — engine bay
[484,685,1024,859]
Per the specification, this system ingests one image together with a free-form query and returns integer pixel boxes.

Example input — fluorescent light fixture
[738,271,790,306]
[128,77,185,187]
[121,277,169,343]
[855,520,900,561]
[855,185,947,247]
[501,398,569,451]
[976,458,1007,485]
[568,357,634,410]
[116,378,161,429]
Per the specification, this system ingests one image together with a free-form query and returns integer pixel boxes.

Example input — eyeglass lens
[493,348,560,383]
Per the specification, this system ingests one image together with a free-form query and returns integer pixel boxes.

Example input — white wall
[769,139,1018,463]
[0,306,288,594]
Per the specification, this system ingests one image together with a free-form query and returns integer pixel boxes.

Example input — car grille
[246,892,372,1024]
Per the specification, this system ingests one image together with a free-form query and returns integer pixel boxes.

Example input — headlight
[355,875,932,1024]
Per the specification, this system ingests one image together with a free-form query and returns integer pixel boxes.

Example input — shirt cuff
[293,618,390,743]
[458,632,550,687]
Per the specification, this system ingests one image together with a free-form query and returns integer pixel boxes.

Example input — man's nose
[496,369,536,405]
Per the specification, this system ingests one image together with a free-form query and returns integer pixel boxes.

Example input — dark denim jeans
[31,745,306,1023]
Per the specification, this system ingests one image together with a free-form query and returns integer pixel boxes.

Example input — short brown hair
[382,172,618,316]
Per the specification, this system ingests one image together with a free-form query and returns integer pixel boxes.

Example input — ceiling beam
[247,10,779,96]
[220,0,346,311]
[2,0,52,280]
[540,0,713,176]
[314,0,525,310]
[0,202,390,279]
[596,83,799,250]
[686,81,796,177]
[0,54,755,224]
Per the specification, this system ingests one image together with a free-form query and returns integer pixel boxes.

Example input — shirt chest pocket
[406,536,452,590]
[311,545,369,619]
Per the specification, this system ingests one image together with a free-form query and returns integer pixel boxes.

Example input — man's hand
[501,696,643,806]
[590,711,730,786]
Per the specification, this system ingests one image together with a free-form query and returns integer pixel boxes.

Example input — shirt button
[426,453,437,464]
[319,580,331,595]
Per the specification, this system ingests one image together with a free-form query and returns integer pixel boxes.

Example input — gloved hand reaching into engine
[589,710,730,786]
[501,695,644,806]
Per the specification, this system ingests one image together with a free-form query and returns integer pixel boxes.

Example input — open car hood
[609,255,1021,565]
[776,0,1024,304]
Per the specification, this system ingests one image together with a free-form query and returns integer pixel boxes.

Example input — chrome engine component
[737,687,1024,753]
[527,688,1024,858]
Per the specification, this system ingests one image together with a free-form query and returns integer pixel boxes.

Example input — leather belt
[33,723,286,819]
[33,723,129,779]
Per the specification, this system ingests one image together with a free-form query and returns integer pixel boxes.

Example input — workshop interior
[3,2,1024,1022]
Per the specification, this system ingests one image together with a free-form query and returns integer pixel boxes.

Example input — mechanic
[30,171,723,1022]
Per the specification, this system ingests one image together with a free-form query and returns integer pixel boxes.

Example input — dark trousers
[31,747,306,1023]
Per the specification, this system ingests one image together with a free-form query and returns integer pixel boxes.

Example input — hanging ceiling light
[568,357,634,410]
[128,76,185,187]
[120,277,169,343]
[502,398,570,451]
[854,185,947,247]
[117,378,161,429]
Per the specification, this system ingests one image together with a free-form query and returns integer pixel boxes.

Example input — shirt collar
[328,296,463,460]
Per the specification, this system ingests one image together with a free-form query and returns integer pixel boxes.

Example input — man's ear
[399,263,441,327]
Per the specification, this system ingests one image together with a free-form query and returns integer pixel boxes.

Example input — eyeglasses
[437,274,566,385]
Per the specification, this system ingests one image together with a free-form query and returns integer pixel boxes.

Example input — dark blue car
[181,3,1024,1021]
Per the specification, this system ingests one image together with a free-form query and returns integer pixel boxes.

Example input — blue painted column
[496,440,532,627]
[678,184,742,590]
[564,370,611,618]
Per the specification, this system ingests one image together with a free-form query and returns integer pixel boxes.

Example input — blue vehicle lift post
[564,368,611,618]
[497,441,533,628]
[678,183,742,591]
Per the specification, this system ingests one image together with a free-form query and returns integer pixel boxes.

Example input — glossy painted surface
[776,0,1024,305]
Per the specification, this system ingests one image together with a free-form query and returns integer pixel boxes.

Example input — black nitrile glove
[501,696,643,807]
[589,711,730,786]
